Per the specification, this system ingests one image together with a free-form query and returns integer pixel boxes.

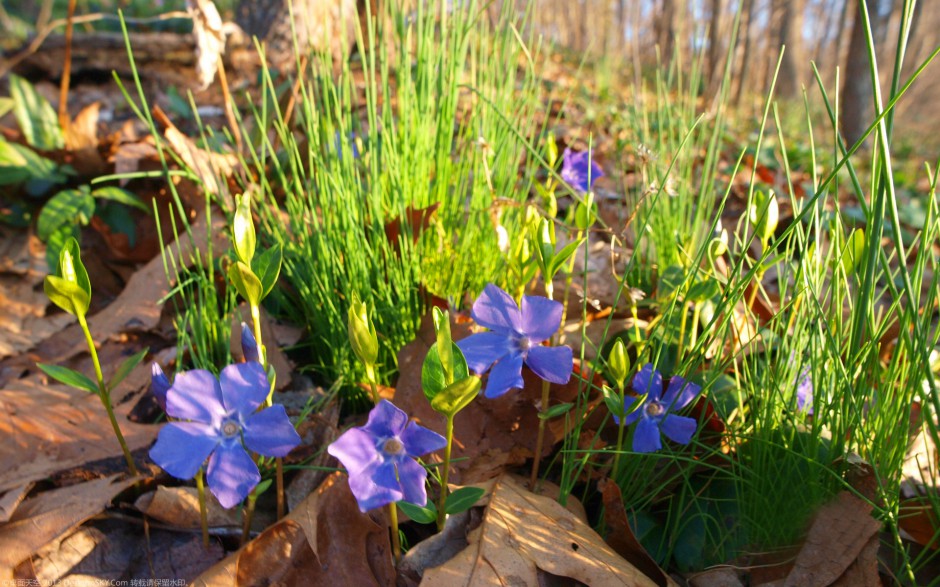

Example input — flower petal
[483,352,524,398]
[362,400,410,438]
[519,295,563,342]
[150,363,171,412]
[399,421,446,457]
[632,417,662,453]
[457,331,511,374]
[219,362,269,416]
[396,457,429,506]
[347,460,402,513]
[613,396,644,426]
[662,376,700,411]
[526,345,573,385]
[632,364,664,401]
[244,405,301,457]
[206,442,261,509]
[471,284,522,334]
[328,427,381,477]
[149,422,219,480]
[165,369,225,424]
[660,414,697,445]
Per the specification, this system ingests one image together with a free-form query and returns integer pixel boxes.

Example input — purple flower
[328,400,446,513]
[615,364,700,453]
[796,366,813,414]
[240,322,259,363]
[561,147,604,194]
[149,362,301,508]
[457,284,573,399]
[150,363,171,411]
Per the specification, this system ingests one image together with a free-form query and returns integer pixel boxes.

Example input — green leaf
[430,375,481,418]
[658,265,686,299]
[538,402,574,420]
[444,486,486,515]
[108,348,149,392]
[432,307,454,384]
[840,229,865,275]
[44,224,77,272]
[37,363,98,393]
[37,188,95,241]
[603,386,625,419]
[397,500,437,524]
[0,97,13,118]
[607,339,629,390]
[0,140,68,194]
[748,189,779,243]
[548,238,584,278]
[685,279,720,303]
[44,274,88,317]
[9,74,64,150]
[227,260,262,306]
[59,237,92,300]
[251,243,282,300]
[91,186,150,212]
[233,193,256,264]
[421,343,469,402]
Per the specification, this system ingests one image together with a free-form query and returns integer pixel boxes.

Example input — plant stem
[388,502,401,564]
[529,378,551,489]
[436,415,455,531]
[677,300,689,360]
[612,387,627,477]
[276,457,285,520]
[241,491,258,545]
[367,366,380,404]
[196,468,209,548]
[77,313,138,477]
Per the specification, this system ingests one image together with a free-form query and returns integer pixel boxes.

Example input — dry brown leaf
[64,102,100,150]
[0,484,33,523]
[420,474,660,587]
[0,364,158,493]
[192,472,395,587]
[688,568,745,587]
[156,106,237,202]
[783,491,881,587]
[135,486,240,529]
[0,475,137,578]
[599,479,676,587]
[0,229,75,360]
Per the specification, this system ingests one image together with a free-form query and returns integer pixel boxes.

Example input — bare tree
[774,0,807,97]
[841,0,874,146]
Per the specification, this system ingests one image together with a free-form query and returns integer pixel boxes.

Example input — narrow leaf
[538,402,574,420]
[91,186,150,212]
[430,375,481,418]
[422,344,470,402]
[228,261,262,306]
[252,243,282,300]
[444,486,486,515]
[37,363,98,394]
[108,348,149,392]
[397,500,437,524]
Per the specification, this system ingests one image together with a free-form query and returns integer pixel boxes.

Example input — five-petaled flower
[149,362,301,508]
[615,363,700,453]
[457,283,573,398]
[561,147,604,194]
[796,366,813,414]
[328,400,446,513]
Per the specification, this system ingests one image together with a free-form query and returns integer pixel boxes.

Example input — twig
[58,0,77,133]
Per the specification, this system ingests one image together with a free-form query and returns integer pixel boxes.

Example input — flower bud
[151,363,171,411]
[348,293,379,369]
[608,338,629,390]
[749,189,778,244]
[575,191,596,231]
[241,322,260,363]
[233,193,256,264]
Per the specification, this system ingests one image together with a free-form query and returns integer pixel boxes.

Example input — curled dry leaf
[187,0,226,90]
[192,472,395,587]
[0,475,137,578]
[782,491,881,587]
[135,486,240,529]
[421,474,661,587]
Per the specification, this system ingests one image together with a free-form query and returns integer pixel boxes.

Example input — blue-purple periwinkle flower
[457,283,573,399]
[240,322,260,363]
[149,362,301,508]
[615,364,700,453]
[328,400,446,513]
[150,363,171,411]
[796,366,813,415]
[561,147,604,194]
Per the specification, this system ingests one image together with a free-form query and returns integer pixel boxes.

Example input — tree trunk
[841,1,874,146]
[656,0,677,64]
[235,0,359,72]
[774,0,807,98]
[708,0,725,89]
[732,0,755,105]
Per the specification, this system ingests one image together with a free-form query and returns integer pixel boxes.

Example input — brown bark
[655,0,678,63]
[774,0,808,98]
[841,1,875,146]
[732,0,755,105]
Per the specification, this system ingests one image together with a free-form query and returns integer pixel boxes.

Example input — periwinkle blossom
[457,283,573,399]
[149,362,301,508]
[561,147,604,194]
[328,400,446,513]
[796,366,813,415]
[240,322,260,363]
[614,364,700,453]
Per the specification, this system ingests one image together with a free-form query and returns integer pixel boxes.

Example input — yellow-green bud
[348,293,379,369]
[233,193,256,264]
[608,338,629,390]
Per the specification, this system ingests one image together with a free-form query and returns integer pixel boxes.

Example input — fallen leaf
[0,484,32,523]
[192,472,396,587]
[135,486,240,529]
[420,474,660,586]
[155,105,237,202]
[783,491,881,587]
[599,478,676,587]
[688,568,745,587]
[0,475,137,578]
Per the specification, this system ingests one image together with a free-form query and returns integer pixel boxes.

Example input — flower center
[516,337,531,353]
[221,420,241,438]
[645,401,665,418]
[382,438,404,456]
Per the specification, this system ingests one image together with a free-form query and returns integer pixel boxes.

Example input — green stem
[366,366,380,404]
[677,300,689,360]
[630,305,642,342]
[241,491,258,545]
[529,378,551,489]
[690,302,702,351]
[558,229,584,330]
[196,468,209,548]
[612,386,627,477]
[276,457,285,520]
[436,415,455,531]
[388,502,401,564]
[77,313,138,477]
